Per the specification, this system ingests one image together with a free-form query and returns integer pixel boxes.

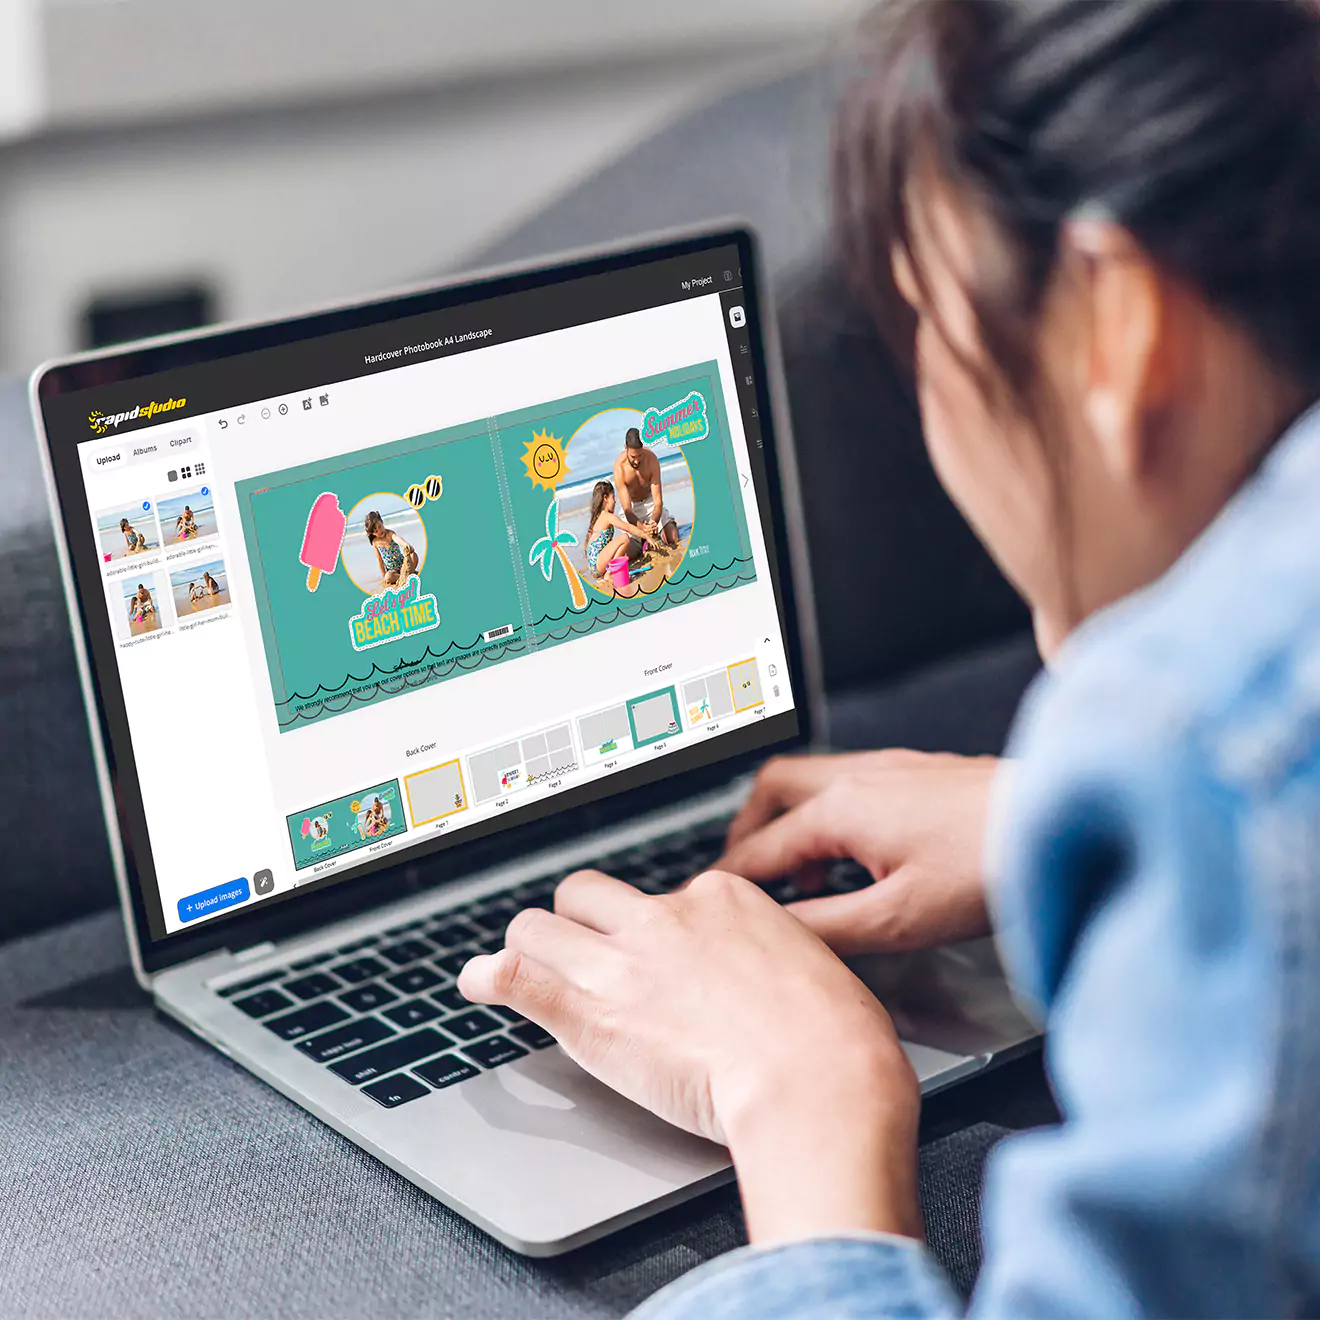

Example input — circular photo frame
[342,492,429,594]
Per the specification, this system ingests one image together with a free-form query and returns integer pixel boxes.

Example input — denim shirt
[633,400,1320,1320]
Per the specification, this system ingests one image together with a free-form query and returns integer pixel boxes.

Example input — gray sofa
[0,64,1046,1318]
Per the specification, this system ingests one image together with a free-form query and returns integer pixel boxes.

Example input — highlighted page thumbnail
[287,779,407,870]
[237,363,755,732]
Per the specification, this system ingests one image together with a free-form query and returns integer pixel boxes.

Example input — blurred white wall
[0,0,866,374]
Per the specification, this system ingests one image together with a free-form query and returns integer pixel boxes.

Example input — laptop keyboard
[216,816,871,1110]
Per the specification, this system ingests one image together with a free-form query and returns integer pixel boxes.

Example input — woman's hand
[718,750,1002,956]
[458,869,922,1244]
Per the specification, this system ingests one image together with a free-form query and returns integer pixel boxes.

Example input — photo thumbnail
[97,502,159,562]
[158,489,218,547]
[170,557,231,617]
[115,572,167,640]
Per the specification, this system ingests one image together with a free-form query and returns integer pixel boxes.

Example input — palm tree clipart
[528,497,587,610]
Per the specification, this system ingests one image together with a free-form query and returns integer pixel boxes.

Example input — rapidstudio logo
[88,397,187,435]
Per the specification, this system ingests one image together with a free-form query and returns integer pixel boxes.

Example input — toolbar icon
[302,398,312,411]
[728,306,745,328]
[278,402,288,416]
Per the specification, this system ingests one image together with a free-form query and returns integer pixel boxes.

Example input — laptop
[30,226,1036,1256]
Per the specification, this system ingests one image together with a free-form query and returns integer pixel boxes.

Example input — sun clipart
[520,430,571,491]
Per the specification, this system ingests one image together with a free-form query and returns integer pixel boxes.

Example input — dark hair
[120,518,130,530]
[364,510,385,541]
[624,428,643,449]
[586,481,615,566]
[835,0,1320,408]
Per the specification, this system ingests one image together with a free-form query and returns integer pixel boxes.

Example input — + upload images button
[178,877,251,923]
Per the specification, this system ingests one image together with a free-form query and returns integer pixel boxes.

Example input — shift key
[329,1027,454,1085]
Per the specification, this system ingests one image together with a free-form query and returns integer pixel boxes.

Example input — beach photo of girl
[158,490,218,547]
[96,504,159,561]
[342,493,427,594]
[169,558,231,616]
[558,408,695,598]
[117,575,164,638]
[583,480,648,597]
[357,795,392,838]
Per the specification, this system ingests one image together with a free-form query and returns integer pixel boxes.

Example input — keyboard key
[445,1008,502,1042]
[263,1000,350,1041]
[431,985,469,1013]
[362,1073,429,1108]
[463,1035,529,1069]
[436,950,475,977]
[761,878,800,905]
[289,952,333,972]
[296,1016,395,1063]
[336,935,381,954]
[510,1021,556,1050]
[217,969,285,998]
[387,965,444,995]
[383,998,443,1029]
[476,935,504,955]
[339,982,400,1013]
[328,1027,456,1085]
[378,938,434,967]
[429,919,481,947]
[233,988,295,1018]
[283,971,342,1001]
[414,1053,480,1090]
[330,956,390,984]
[470,899,517,926]
[490,1004,524,1023]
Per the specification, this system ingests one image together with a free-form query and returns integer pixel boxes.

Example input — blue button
[178,877,250,923]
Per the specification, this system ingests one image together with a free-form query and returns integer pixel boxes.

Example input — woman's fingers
[498,905,614,984]
[457,946,588,1041]
[553,868,651,933]
[724,755,867,849]
[719,783,868,884]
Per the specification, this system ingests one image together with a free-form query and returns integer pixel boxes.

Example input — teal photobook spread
[236,363,756,732]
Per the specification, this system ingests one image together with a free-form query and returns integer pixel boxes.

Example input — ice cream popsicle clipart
[300,492,346,591]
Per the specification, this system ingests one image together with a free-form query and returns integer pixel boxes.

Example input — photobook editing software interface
[65,247,796,939]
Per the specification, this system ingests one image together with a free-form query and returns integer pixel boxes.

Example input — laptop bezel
[32,224,822,981]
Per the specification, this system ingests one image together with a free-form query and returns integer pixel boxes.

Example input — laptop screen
[38,233,805,958]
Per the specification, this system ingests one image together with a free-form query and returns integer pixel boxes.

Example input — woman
[201,571,221,600]
[364,509,419,587]
[583,480,649,579]
[460,1,1320,1314]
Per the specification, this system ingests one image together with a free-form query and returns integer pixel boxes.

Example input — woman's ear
[1066,219,1173,486]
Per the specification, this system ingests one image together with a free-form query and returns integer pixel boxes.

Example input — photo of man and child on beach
[97,504,159,562]
[169,559,231,617]
[158,491,218,547]
[558,409,695,599]
[339,493,427,594]
[117,574,165,638]
[356,795,393,838]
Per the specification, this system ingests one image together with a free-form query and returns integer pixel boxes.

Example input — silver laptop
[31,226,1036,1256]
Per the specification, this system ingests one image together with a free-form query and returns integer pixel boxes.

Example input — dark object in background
[776,258,1030,695]
[82,282,217,350]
